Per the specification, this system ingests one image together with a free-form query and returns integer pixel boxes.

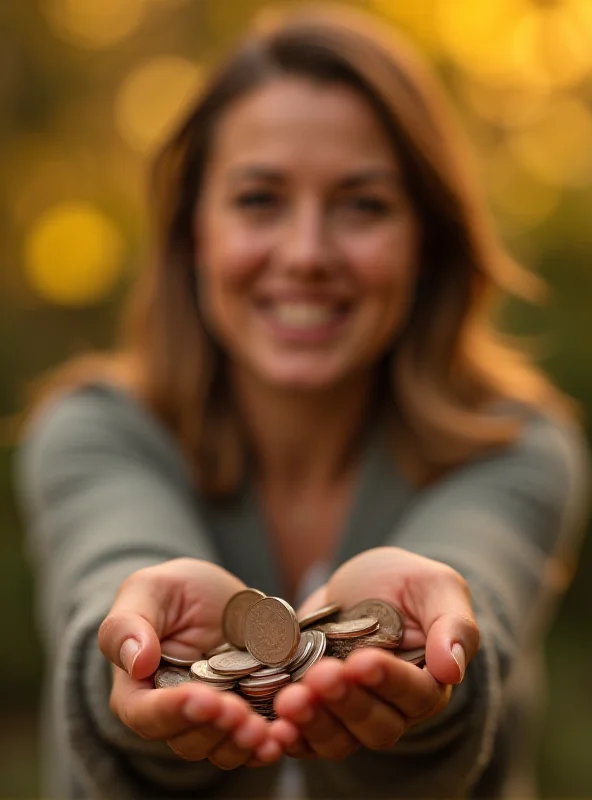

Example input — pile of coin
[153,589,426,720]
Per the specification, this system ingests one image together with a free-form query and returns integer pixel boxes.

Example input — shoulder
[488,405,589,486]
[14,383,194,503]
[449,405,590,530]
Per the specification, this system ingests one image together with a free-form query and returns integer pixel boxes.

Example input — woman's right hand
[97,558,282,769]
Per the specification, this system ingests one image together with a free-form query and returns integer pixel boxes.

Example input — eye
[234,192,278,209]
[346,197,390,215]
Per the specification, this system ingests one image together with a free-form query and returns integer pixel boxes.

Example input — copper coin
[154,666,190,688]
[340,599,404,644]
[316,617,379,639]
[245,597,301,666]
[223,589,266,649]
[298,603,341,629]
[208,650,262,676]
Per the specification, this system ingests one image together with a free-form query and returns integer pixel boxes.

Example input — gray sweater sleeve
[13,385,263,799]
[301,412,590,799]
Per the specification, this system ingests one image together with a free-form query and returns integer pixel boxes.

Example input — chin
[257,363,355,393]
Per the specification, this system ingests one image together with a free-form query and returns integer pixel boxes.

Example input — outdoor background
[1,0,591,797]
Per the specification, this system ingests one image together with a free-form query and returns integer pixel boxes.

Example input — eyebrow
[227,165,402,190]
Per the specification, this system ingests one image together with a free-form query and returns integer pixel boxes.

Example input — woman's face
[195,77,421,391]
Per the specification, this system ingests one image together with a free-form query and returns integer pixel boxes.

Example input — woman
[15,3,589,799]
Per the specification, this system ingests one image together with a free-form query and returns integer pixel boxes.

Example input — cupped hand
[269,546,479,760]
[97,557,283,769]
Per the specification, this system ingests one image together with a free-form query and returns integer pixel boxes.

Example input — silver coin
[154,666,190,688]
[208,649,262,676]
[160,651,201,667]
[291,630,326,681]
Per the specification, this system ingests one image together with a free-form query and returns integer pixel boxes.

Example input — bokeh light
[508,97,592,187]
[512,4,592,89]
[23,202,126,306]
[484,144,560,229]
[42,0,145,49]
[435,0,527,85]
[114,56,202,155]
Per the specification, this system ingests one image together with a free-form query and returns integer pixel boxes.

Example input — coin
[154,666,190,688]
[190,659,237,686]
[340,599,403,645]
[316,617,379,639]
[205,642,235,658]
[298,603,341,629]
[208,649,262,676]
[395,647,426,666]
[223,589,266,649]
[291,629,326,681]
[160,651,201,667]
[245,597,301,666]
[284,630,314,672]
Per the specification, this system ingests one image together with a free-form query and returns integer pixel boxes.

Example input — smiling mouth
[256,300,353,330]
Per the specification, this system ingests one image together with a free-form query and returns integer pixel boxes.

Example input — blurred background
[1,0,591,796]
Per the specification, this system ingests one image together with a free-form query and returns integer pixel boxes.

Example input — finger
[112,668,247,741]
[274,682,358,760]
[410,566,480,685]
[208,714,270,770]
[304,658,405,750]
[97,560,245,680]
[98,570,177,678]
[343,649,447,720]
[265,717,318,760]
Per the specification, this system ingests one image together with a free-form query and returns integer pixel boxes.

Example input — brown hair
[24,2,576,492]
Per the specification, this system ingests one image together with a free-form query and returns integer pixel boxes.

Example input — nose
[275,200,336,277]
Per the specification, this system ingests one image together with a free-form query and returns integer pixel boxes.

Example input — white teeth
[269,303,339,327]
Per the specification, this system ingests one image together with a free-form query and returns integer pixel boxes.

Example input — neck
[230,367,378,490]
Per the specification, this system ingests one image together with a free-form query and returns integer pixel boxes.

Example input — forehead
[206,77,400,177]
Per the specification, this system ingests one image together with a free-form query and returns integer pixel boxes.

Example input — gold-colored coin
[223,589,266,649]
[245,597,301,666]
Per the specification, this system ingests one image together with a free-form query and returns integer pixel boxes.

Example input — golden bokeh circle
[114,56,202,154]
[24,202,126,306]
[42,0,145,49]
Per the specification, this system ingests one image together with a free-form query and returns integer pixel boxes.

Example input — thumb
[419,574,480,684]
[97,575,167,680]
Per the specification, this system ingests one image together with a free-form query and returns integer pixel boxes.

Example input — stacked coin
[154,590,426,719]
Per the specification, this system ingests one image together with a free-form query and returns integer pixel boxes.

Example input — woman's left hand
[265,546,479,761]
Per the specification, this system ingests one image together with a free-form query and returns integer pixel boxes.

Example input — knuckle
[367,724,404,750]
[210,752,245,771]
[327,742,358,761]
[167,742,204,762]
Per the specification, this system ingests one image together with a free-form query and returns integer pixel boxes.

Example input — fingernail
[451,643,466,682]
[120,639,141,675]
